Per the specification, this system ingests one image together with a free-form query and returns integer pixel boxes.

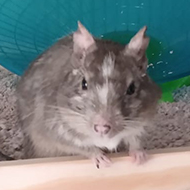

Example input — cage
[0,0,190,101]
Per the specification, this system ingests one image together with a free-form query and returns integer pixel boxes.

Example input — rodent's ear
[126,26,149,57]
[124,26,149,72]
[73,21,97,58]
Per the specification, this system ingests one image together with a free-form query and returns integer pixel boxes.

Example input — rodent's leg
[124,135,147,165]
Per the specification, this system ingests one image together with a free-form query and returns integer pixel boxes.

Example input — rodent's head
[63,22,161,139]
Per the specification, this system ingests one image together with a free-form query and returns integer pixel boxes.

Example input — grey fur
[16,24,161,160]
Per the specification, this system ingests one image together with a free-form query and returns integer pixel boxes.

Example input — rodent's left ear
[73,21,97,58]
[123,26,149,71]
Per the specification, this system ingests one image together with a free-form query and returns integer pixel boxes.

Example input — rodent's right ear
[73,21,97,58]
[123,26,149,73]
[124,26,149,60]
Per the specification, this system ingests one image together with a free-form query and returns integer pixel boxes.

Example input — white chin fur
[92,133,125,151]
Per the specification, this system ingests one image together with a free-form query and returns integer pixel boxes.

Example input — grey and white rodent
[16,22,161,168]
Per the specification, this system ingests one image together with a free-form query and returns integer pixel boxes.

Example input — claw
[92,154,112,169]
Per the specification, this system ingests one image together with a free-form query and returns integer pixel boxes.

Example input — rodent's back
[16,36,74,129]
[17,35,73,92]
[16,35,77,158]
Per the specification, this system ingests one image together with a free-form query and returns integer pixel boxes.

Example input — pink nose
[94,124,111,135]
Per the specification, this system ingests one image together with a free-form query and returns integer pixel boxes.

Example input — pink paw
[92,154,112,169]
[129,150,148,165]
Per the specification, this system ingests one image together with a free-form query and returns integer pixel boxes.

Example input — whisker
[21,112,35,120]
[47,105,85,116]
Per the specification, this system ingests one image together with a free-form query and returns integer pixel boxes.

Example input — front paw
[129,150,148,165]
[91,153,112,169]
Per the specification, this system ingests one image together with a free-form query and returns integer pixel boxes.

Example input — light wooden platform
[0,147,190,190]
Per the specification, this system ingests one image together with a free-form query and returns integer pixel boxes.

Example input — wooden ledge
[1,147,190,190]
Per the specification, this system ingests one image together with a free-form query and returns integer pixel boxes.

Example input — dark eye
[126,82,135,95]
[82,78,88,90]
